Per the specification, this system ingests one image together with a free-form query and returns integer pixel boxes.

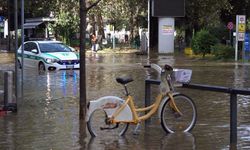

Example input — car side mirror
[31,49,38,54]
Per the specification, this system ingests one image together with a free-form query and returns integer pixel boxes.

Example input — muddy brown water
[0,53,250,149]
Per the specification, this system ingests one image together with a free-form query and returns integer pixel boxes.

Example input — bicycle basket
[172,69,192,83]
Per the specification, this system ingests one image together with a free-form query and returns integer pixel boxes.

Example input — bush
[211,44,234,60]
[191,29,218,58]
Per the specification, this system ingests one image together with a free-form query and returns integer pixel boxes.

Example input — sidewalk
[86,47,141,54]
[0,51,15,64]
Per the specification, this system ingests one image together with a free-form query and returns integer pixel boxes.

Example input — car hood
[43,52,79,60]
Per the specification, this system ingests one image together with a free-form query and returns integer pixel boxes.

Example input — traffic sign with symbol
[227,22,234,30]
[238,24,246,32]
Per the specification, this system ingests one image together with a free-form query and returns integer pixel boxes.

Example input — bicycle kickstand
[133,123,141,135]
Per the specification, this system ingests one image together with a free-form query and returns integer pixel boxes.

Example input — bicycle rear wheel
[87,109,129,137]
[161,93,197,133]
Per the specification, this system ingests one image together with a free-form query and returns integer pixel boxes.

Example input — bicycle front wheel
[161,93,197,133]
[87,109,129,137]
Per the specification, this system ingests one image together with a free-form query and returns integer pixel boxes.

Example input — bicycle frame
[110,91,182,124]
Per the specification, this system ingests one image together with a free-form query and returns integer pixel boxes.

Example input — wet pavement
[1,52,250,149]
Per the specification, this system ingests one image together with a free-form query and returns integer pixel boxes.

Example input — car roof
[26,40,63,44]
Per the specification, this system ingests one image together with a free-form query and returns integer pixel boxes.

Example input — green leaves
[191,29,218,58]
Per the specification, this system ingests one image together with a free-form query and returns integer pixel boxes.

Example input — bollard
[3,71,17,112]
[230,93,237,144]
[145,79,161,125]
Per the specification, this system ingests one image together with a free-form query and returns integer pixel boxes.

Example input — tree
[191,29,218,58]
[184,0,230,45]
[51,0,79,44]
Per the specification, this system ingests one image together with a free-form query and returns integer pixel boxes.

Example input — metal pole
[145,80,151,124]
[230,93,237,144]
[7,0,11,52]
[113,25,115,49]
[147,0,150,57]
[235,16,239,61]
[14,0,18,111]
[21,0,24,100]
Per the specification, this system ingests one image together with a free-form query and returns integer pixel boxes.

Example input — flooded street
[1,52,250,149]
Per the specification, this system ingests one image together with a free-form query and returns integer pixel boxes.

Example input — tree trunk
[97,12,105,39]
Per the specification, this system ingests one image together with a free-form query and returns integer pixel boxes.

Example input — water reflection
[2,53,250,149]
[160,132,196,150]
[85,132,197,150]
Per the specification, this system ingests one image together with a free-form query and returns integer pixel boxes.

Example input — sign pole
[235,15,246,61]
[235,16,239,61]
[147,0,150,58]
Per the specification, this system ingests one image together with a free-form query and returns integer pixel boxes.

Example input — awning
[23,22,43,29]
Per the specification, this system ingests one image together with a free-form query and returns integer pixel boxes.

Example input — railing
[144,80,250,145]
[182,83,250,145]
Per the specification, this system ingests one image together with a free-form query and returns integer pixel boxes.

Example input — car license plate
[66,65,74,69]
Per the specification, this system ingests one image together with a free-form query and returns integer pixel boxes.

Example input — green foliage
[211,44,234,60]
[207,24,228,42]
[191,29,218,58]
[51,0,79,45]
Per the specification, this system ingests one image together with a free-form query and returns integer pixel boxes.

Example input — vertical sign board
[0,16,4,22]
[244,33,250,60]
[0,16,4,27]
[235,15,246,61]
[158,18,174,53]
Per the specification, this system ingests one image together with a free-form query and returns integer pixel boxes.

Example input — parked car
[17,41,79,72]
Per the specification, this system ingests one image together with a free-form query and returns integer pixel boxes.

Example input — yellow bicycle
[86,64,197,137]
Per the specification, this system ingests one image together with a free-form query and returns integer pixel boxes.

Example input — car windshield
[39,43,72,53]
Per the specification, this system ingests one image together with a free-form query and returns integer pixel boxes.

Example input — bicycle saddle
[116,76,134,85]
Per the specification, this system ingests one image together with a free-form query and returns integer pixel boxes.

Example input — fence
[144,80,250,145]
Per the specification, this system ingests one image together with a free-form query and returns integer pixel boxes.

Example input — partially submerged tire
[161,94,197,133]
[87,109,129,137]
[38,62,46,73]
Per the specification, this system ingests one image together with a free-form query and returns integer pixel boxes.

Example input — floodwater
[1,52,250,149]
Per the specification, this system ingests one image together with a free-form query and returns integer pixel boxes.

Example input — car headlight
[46,58,59,63]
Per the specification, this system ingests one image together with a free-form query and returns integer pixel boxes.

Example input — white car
[17,41,80,72]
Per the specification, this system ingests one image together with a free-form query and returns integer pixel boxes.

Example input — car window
[39,43,72,53]
[30,43,38,51]
[23,42,38,52]
[24,43,31,52]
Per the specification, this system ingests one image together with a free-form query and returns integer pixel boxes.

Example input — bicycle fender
[86,96,133,122]
[158,92,180,119]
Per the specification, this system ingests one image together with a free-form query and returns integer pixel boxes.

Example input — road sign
[238,15,246,23]
[238,24,246,32]
[227,22,234,30]
[238,33,245,41]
